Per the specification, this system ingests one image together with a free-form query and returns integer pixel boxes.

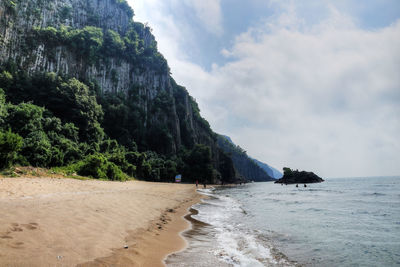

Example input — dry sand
[0,177,201,266]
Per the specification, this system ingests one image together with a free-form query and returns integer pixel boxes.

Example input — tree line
[0,68,227,183]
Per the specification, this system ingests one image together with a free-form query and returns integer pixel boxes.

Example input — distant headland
[274,167,324,184]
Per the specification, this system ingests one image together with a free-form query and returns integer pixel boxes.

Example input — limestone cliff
[0,0,235,182]
[1,0,212,152]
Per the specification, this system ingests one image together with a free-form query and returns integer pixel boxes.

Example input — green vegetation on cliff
[0,70,233,182]
[0,0,239,183]
[31,23,168,73]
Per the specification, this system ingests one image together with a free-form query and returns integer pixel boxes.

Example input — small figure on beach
[203,182,206,189]
[196,180,198,188]
[304,184,307,187]
[296,184,299,187]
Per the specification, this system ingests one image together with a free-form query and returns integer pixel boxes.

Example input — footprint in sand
[8,241,24,249]
[22,223,38,230]
[9,224,23,232]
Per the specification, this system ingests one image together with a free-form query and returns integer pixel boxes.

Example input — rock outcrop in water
[274,167,324,184]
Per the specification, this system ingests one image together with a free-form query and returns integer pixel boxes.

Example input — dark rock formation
[274,167,324,184]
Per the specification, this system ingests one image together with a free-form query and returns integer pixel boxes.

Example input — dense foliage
[0,68,234,183]
[31,22,168,73]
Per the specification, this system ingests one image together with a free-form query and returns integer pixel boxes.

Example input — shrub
[21,131,52,167]
[77,153,107,179]
[0,130,23,169]
[104,161,126,181]
[49,146,64,167]
[77,153,126,181]
[61,139,83,164]
[124,163,136,177]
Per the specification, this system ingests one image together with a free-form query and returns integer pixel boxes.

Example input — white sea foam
[195,189,291,266]
[170,177,400,266]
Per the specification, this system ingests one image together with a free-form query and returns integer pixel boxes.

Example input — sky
[127,0,400,178]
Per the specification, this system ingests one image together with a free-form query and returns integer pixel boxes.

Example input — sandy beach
[0,177,201,266]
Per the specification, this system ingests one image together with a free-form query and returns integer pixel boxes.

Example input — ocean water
[166,177,400,266]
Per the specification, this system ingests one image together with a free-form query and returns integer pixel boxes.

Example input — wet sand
[0,177,201,266]
[166,206,232,267]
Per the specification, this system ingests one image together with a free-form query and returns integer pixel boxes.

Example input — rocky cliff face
[1,0,163,102]
[0,0,219,156]
[217,135,275,182]
[1,0,130,72]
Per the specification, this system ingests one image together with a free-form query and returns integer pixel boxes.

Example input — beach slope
[0,177,199,266]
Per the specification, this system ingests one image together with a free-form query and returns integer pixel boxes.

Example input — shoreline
[79,188,204,267]
[0,177,201,266]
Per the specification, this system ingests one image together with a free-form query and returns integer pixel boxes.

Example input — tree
[283,167,293,176]
[103,29,125,57]
[0,71,13,89]
[0,88,7,126]
[5,103,43,136]
[69,26,104,63]
[27,74,104,143]
[185,144,213,183]
[21,131,52,167]
[163,159,177,182]
[218,149,236,184]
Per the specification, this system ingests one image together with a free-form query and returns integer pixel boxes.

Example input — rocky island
[274,167,324,184]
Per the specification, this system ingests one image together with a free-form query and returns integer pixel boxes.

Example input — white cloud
[184,0,223,35]
[130,0,202,65]
[130,0,400,177]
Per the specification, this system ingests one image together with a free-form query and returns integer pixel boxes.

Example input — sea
[166,176,400,267]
